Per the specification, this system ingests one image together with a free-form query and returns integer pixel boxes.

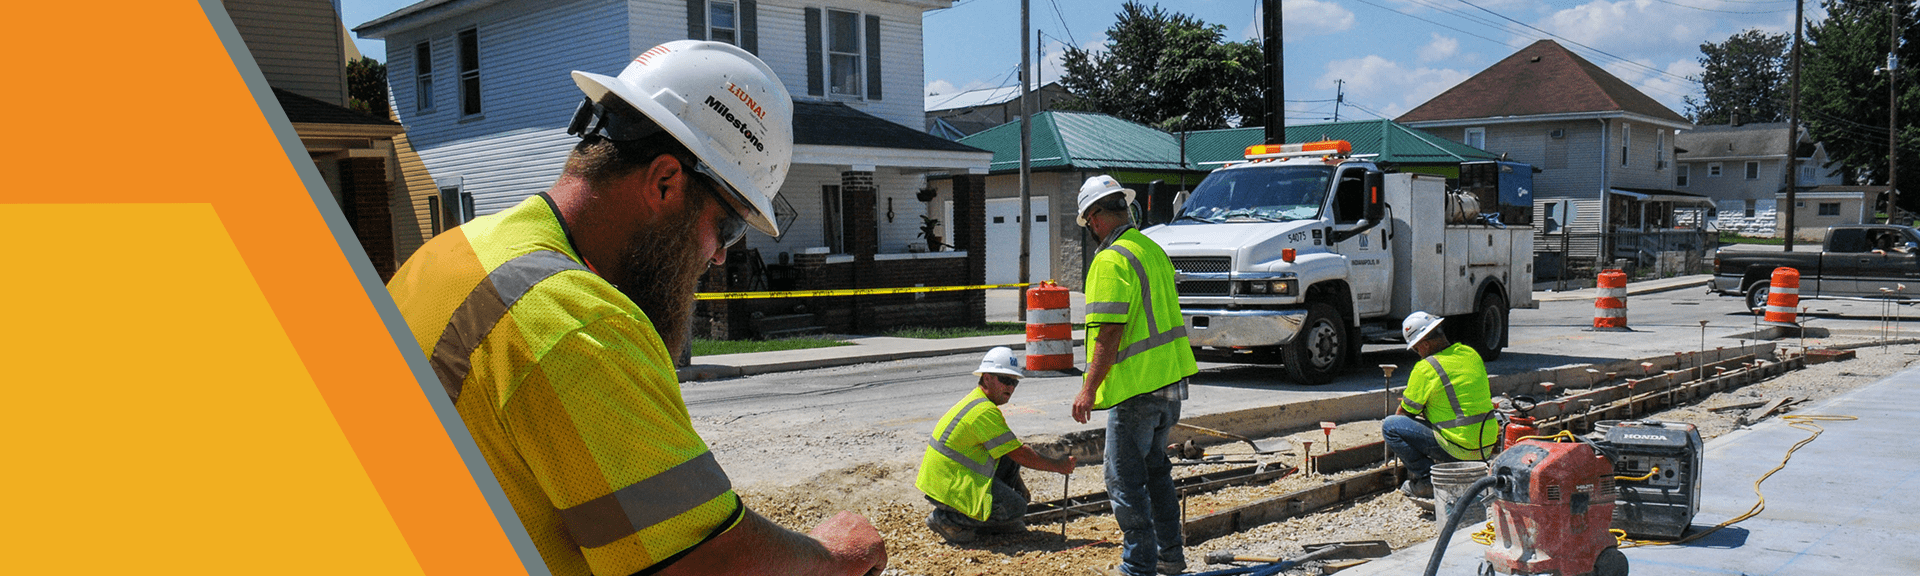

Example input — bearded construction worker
[918,347,1077,543]
[387,41,885,576]
[1071,175,1199,576]
[1382,312,1499,500]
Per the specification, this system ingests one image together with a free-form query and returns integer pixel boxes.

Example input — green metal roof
[959,114,1502,175]
[1181,120,1500,168]
[958,111,1197,174]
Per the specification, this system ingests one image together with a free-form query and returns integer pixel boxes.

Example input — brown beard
[609,198,711,357]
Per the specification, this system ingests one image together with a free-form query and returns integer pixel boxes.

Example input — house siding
[387,0,629,216]
[224,0,346,105]
[1608,122,1675,190]
[750,1,924,128]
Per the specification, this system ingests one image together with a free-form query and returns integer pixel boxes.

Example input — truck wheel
[1745,280,1771,312]
[1468,292,1507,362]
[1283,302,1345,385]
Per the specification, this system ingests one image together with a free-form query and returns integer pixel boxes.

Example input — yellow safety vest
[915,388,1023,520]
[1401,343,1499,461]
[388,195,740,576]
[1084,226,1199,408]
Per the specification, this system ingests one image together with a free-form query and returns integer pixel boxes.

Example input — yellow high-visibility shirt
[1401,343,1499,461]
[1083,226,1198,408]
[916,388,1023,520]
[388,195,740,576]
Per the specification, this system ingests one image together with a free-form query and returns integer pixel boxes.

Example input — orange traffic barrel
[1592,269,1629,331]
[1764,267,1800,327]
[1025,281,1073,371]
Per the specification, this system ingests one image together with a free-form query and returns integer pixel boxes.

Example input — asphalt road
[688,287,1920,488]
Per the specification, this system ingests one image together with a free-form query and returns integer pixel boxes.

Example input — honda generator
[1595,420,1703,540]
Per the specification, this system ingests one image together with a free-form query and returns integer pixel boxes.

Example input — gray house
[1399,40,1705,275]
[1673,122,1846,237]
[355,0,994,338]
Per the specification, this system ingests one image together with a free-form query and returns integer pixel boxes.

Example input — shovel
[1204,540,1392,568]
[1174,423,1291,455]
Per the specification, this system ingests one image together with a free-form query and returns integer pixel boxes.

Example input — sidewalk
[1339,362,1920,575]
[680,276,1713,381]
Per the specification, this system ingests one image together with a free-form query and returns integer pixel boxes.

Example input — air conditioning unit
[1549,129,1565,139]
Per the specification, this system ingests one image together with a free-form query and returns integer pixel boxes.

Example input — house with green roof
[928,111,1502,290]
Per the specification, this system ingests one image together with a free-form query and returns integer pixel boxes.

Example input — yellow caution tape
[695,282,1037,300]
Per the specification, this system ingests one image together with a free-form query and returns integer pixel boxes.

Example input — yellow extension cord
[1469,414,1858,548]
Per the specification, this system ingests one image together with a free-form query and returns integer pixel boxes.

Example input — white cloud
[1240,0,1356,40]
[1314,55,1472,118]
[925,79,959,97]
[1419,34,1460,63]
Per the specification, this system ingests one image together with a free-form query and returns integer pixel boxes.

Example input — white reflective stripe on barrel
[1598,287,1627,297]
[1597,308,1626,318]
[1026,307,1070,325]
[1026,340,1072,356]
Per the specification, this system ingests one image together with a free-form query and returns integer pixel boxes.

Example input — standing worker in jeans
[918,347,1077,543]
[1382,312,1499,499]
[1071,175,1200,576]
[387,42,886,576]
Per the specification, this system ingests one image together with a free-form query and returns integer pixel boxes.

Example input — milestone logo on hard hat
[704,94,766,152]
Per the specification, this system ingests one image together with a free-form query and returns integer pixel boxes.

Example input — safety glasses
[685,159,749,248]
[992,374,1020,388]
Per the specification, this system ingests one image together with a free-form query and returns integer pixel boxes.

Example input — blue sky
[341,0,1816,122]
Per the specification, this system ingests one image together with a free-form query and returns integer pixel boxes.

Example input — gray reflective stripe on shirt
[430,250,588,401]
[1086,302,1130,316]
[555,450,734,548]
[1107,244,1189,364]
[1422,356,1496,429]
[981,431,1018,453]
[928,397,999,478]
[1401,398,1427,411]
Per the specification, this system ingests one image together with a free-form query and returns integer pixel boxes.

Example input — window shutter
[864,15,881,100]
[805,7,823,96]
[687,0,705,40]
[741,0,758,55]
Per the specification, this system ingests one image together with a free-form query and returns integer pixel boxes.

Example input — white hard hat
[1402,311,1444,350]
[973,346,1024,379]
[1077,175,1136,227]
[571,41,794,236]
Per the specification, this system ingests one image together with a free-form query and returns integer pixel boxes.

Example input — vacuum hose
[1423,475,1505,576]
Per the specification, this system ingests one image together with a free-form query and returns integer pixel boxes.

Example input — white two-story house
[356,0,993,338]
[1674,122,1848,238]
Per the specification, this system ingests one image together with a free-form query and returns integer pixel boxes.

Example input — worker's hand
[808,511,887,576]
[1054,455,1079,475]
[1071,388,1095,424]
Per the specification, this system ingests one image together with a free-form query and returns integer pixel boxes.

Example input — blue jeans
[1106,392,1182,576]
[1382,414,1458,479]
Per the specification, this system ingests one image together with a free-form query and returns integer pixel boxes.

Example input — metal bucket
[1431,461,1491,529]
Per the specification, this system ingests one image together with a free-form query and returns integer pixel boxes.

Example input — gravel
[732,343,1918,576]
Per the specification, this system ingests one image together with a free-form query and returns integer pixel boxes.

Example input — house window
[827,9,862,97]
[1620,122,1631,166]
[1818,202,1841,216]
[1708,163,1722,177]
[457,28,481,116]
[709,1,737,45]
[428,196,443,234]
[1463,127,1486,150]
[822,185,845,253]
[1745,161,1760,180]
[413,41,433,112]
[1799,164,1816,184]
[1656,130,1666,169]
[439,184,473,226]
[1744,199,1756,218]
[1677,164,1690,186]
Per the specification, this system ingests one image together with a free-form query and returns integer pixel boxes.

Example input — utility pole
[1888,3,1901,224]
[1262,0,1284,144]
[1784,0,1804,250]
[1333,79,1345,122]
[1018,0,1032,320]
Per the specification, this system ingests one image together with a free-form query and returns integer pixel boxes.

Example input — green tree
[347,56,389,117]
[1801,0,1918,208]
[1055,2,1264,130]
[1685,30,1790,124]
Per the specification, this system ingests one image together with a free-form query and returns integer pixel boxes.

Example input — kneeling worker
[918,347,1077,543]
[1382,312,1499,499]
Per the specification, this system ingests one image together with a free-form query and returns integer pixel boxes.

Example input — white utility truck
[1143,140,1536,384]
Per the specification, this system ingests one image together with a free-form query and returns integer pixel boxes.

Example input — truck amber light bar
[1245,140,1352,160]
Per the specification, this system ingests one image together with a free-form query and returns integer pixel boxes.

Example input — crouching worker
[1382,312,1499,499]
[917,347,1077,543]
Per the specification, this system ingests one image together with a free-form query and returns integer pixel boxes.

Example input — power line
[1450,0,1696,85]
[1649,0,1793,15]
[1046,0,1077,47]
[1345,0,1523,50]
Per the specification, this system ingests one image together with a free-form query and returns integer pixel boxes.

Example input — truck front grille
[1180,280,1231,296]
[1172,257,1231,274]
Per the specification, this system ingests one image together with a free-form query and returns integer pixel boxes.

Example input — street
[689,285,1920,489]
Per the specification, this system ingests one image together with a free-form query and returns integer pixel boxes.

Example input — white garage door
[950,197,1051,285]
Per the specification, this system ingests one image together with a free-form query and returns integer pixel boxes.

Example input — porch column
[953,174,988,325]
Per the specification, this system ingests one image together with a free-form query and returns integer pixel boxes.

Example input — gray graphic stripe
[935,398,991,444]
[1115,325,1190,364]
[1421,357,1494,428]
[1086,302,1130,316]
[430,251,588,400]
[1108,246,1159,335]
[557,451,733,548]
[927,440,997,477]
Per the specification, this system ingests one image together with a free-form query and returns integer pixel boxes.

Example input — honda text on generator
[1144,140,1537,384]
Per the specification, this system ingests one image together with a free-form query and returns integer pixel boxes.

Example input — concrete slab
[1335,364,1920,576]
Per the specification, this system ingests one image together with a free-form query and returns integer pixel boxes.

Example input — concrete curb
[679,332,1087,382]
[1532,275,1713,303]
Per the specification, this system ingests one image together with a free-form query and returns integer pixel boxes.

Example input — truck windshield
[1175,165,1332,223]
